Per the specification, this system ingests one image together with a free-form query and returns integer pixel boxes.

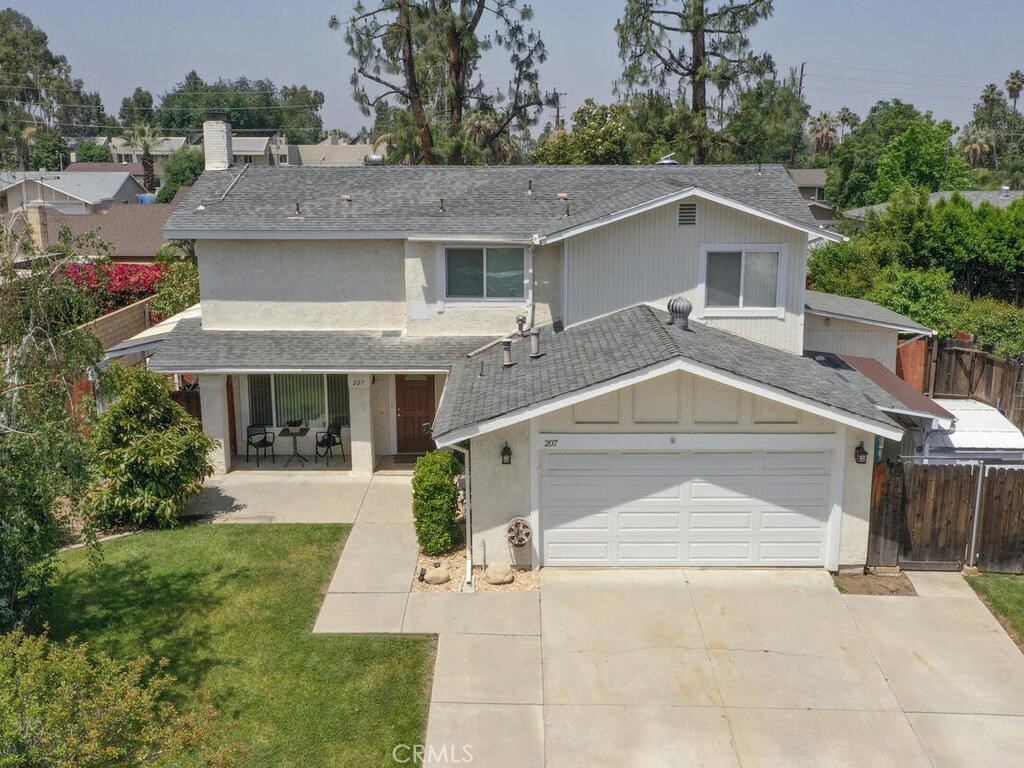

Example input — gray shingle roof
[147,317,494,373]
[165,164,821,240]
[432,304,901,441]
[804,290,933,333]
[845,189,1024,219]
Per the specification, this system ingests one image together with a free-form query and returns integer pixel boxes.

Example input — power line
[804,73,982,94]
[807,60,995,83]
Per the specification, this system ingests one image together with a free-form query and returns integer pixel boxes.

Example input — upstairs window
[445,247,524,299]
[705,249,781,308]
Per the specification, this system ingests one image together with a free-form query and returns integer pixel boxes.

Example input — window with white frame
[445,247,524,299]
[703,246,784,311]
[247,374,350,428]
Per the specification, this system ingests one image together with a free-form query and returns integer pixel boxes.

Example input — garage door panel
[541,448,831,567]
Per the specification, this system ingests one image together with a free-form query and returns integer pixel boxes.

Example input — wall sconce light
[501,442,512,465]
[854,441,868,464]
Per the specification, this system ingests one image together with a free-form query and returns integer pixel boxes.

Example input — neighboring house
[230,136,275,166]
[844,188,1024,222]
[294,136,384,166]
[66,135,112,162]
[1,170,146,214]
[22,189,184,261]
[148,120,933,573]
[788,168,835,226]
[804,290,935,372]
[108,135,188,164]
[65,161,165,190]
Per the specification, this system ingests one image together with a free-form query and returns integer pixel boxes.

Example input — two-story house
[151,121,940,574]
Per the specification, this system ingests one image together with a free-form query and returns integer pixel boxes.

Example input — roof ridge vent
[666,296,693,330]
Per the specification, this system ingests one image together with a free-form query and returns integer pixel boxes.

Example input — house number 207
[543,439,558,448]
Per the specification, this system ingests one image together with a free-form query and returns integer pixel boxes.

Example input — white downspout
[448,442,473,589]
[525,245,536,329]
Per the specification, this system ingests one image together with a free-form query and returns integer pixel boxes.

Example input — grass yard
[966,572,1024,651]
[47,525,435,767]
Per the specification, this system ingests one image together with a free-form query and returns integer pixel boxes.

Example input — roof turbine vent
[667,296,693,330]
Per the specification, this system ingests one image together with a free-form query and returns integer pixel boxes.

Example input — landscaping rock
[424,566,451,585]
[484,563,514,585]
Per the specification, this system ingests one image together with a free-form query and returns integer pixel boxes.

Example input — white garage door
[541,450,831,566]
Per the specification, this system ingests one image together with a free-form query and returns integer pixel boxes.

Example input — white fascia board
[539,187,845,246]
[881,406,954,431]
[163,229,533,243]
[805,308,935,335]
[433,357,903,447]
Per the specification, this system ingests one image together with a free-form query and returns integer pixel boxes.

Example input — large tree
[720,72,808,164]
[119,86,155,128]
[332,1,547,165]
[121,123,159,192]
[616,0,774,164]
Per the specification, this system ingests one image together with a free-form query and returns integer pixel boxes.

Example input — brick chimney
[25,203,48,252]
[203,120,233,171]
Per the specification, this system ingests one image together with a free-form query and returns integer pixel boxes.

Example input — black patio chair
[315,418,347,466]
[246,425,275,467]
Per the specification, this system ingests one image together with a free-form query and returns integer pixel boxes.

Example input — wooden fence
[930,339,1024,433]
[868,461,1024,573]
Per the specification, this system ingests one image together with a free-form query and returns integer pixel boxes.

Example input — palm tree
[121,123,159,192]
[1006,70,1024,112]
[981,83,1003,123]
[808,112,838,156]
[959,126,992,168]
[836,107,860,142]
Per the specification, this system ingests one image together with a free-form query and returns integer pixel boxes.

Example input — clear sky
[15,0,1024,136]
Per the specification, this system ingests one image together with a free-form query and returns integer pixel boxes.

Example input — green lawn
[47,525,435,768]
[966,572,1024,645]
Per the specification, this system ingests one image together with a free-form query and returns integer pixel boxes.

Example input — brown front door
[396,374,436,453]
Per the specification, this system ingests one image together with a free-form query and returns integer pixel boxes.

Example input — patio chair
[246,425,275,467]
[315,418,347,466]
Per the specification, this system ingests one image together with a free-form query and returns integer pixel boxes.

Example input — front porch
[198,370,445,476]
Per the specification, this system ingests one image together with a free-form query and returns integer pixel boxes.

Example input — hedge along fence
[412,451,462,556]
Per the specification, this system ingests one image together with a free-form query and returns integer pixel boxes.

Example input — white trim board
[805,308,935,335]
[433,358,904,446]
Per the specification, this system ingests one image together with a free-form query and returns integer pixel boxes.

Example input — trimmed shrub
[411,451,461,555]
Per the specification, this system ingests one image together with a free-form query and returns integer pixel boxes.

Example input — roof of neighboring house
[836,354,953,423]
[166,164,839,242]
[431,304,902,444]
[930,398,1024,452]
[295,141,379,166]
[109,136,188,154]
[65,161,164,177]
[1,171,144,204]
[147,316,495,374]
[845,190,1024,219]
[789,168,827,188]
[40,197,181,259]
[804,290,934,334]
[230,137,270,154]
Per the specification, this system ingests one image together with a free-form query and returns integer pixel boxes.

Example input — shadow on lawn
[47,551,241,707]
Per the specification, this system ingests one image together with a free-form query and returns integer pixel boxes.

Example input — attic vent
[677,202,697,226]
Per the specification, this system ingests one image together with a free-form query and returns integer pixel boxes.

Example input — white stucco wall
[804,315,898,370]
[839,428,875,567]
[469,421,532,568]
[348,375,375,475]
[198,239,407,330]
[403,242,562,336]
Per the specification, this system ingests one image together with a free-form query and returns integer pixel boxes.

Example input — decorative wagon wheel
[506,517,533,547]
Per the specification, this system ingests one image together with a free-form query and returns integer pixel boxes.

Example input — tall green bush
[411,451,461,555]
[85,364,215,529]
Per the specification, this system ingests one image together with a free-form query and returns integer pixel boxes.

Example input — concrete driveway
[541,569,1024,767]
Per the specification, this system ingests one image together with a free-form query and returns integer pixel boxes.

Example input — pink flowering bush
[60,263,166,315]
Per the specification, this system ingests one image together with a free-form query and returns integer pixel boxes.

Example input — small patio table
[278,427,310,468]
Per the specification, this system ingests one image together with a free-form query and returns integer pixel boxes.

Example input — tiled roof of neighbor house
[295,141,380,166]
[41,197,181,259]
[165,164,824,240]
[804,290,934,333]
[65,161,165,178]
[147,317,495,374]
[789,168,827,188]
[845,189,1024,219]
[110,136,188,154]
[431,304,901,442]
[3,171,143,204]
